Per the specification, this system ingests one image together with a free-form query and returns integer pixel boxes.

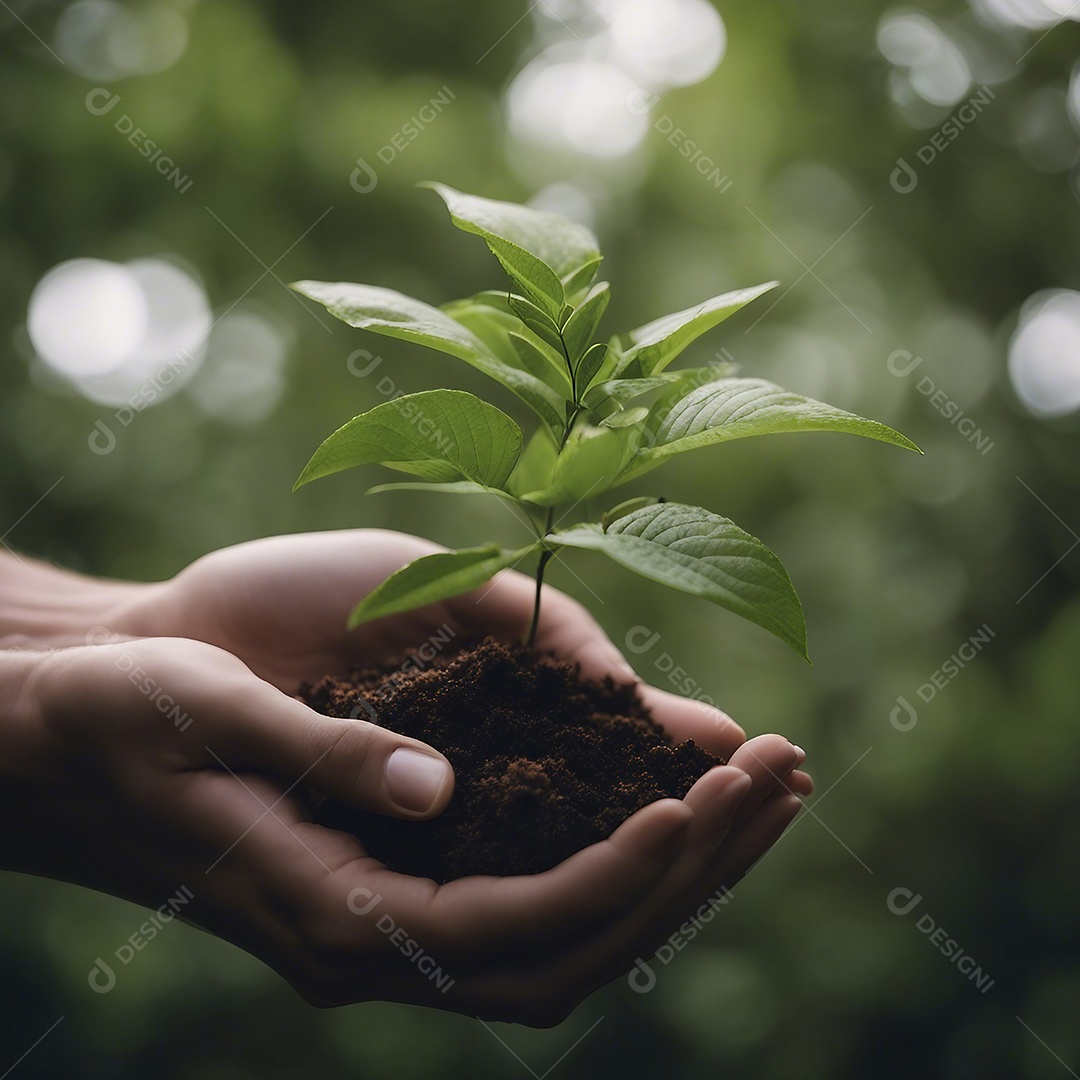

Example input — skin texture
[0,530,811,1024]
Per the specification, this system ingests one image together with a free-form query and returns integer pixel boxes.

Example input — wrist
[0,552,154,649]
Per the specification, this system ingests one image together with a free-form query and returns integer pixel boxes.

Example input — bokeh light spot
[28,258,148,378]
[27,256,211,406]
[1008,289,1080,417]
[603,0,725,87]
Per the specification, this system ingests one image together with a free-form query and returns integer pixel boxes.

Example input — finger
[290,791,804,1021]
[205,677,455,820]
[787,769,814,797]
[726,734,800,821]
[276,767,748,1017]
[484,764,754,975]
[430,765,755,1021]
[652,743,801,929]
[624,790,804,970]
[142,768,393,977]
[345,764,750,969]
[266,792,698,1007]
[708,791,804,887]
[337,792,696,965]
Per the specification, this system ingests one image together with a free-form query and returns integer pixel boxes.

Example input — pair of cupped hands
[1,531,810,1026]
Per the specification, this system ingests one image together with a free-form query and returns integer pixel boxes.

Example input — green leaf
[455,290,518,313]
[439,295,514,336]
[291,281,564,432]
[292,280,489,364]
[441,297,570,396]
[577,343,609,397]
[438,297,520,364]
[562,256,604,304]
[366,480,524,502]
[616,281,778,376]
[552,503,808,659]
[507,426,559,501]
[422,182,601,280]
[583,361,737,415]
[601,496,660,531]
[563,281,610,363]
[509,331,573,398]
[347,544,536,628]
[487,236,565,322]
[507,294,565,353]
[631,377,921,473]
[295,389,523,490]
[520,422,637,507]
[661,359,741,393]
[600,406,649,429]
[585,372,683,408]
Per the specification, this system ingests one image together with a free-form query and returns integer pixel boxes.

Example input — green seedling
[292,183,919,660]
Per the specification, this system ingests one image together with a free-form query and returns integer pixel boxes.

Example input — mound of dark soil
[299,638,719,882]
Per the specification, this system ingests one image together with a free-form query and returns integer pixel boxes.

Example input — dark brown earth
[298,637,721,883]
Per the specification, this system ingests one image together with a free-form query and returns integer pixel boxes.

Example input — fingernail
[792,744,806,764]
[385,748,453,813]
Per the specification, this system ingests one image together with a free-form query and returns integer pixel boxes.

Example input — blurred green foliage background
[2,0,1080,1076]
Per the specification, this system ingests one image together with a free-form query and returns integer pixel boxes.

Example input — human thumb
[215,683,455,820]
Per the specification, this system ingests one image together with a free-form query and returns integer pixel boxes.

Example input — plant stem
[526,547,553,649]
[526,506,556,649]
[527,324,580,649]
[559,331,577,404]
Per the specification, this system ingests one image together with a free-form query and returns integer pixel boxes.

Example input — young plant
[292,183,919,661]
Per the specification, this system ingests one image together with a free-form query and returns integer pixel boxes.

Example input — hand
[3,635,807,1023]
[118,527,812,790]
[115,529,813,1017]
[116,529,763,755]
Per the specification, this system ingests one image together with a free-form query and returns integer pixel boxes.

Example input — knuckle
[291,881,391,972]
[283,918,378,1007]
[319,719,380,788]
